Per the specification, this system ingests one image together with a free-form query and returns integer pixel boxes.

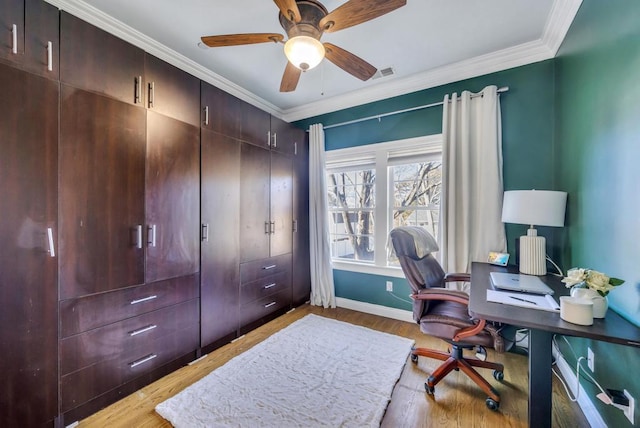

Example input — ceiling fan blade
[273,0,302,22]
[323,43,377,81]
[280,61,302,92]
[201,33,284,47]
[320,0,406,33]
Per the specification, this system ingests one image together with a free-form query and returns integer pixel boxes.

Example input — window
[325,136,442,276]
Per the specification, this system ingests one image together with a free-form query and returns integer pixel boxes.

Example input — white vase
[570,287,608,318]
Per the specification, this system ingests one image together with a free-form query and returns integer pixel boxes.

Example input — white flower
[586,270,612,293]
[562,268,587,288]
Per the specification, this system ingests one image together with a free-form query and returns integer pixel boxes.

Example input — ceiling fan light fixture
[284,35,325,71]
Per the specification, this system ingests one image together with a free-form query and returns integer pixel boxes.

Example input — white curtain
[439,85,506,286]
[308,124,336,308]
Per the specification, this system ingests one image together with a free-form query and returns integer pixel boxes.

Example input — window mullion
[374,150,388,267]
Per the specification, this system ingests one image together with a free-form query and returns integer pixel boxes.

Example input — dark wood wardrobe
[0,1,310,425]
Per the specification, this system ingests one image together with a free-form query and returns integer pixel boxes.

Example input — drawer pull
[129,324,157,337]
[130,295,158,305]
[263,264,277,270]
[264,301,277,309]
[263,283,276,289]
[129,353,157,368]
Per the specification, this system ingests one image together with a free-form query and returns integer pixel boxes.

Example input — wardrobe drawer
[240,270,291,305]
[60,299,199,376]
[60,274,199,337]
[239,289,290,327]
[240,253,291,284]
[60,322,199,412]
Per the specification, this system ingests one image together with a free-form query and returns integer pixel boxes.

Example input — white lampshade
[502,190,567,275]
[284,36,325,71]
[502,190,567,227]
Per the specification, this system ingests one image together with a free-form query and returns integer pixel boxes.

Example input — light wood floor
[78,305,588,428]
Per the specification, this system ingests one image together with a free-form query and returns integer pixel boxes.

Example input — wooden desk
[469,262,640,428]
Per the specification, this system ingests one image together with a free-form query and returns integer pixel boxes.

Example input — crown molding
[45,0,581,123]
[43,0,282,117]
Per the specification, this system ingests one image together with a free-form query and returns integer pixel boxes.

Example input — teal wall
[297,60,560,310]
[554,1,640,425]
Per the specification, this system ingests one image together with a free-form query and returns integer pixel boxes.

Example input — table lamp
[501,190,567,275]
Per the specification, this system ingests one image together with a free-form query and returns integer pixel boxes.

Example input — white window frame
[325,135,442,277]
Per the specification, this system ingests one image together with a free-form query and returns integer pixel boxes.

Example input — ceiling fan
[200,0,406,92]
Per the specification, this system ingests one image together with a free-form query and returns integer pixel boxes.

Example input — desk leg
[528,328,553,428]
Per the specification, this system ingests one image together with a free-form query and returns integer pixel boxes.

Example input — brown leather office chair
[389,226,507,410]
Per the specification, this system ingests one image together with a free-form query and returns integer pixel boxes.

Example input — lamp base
[519,229,546,275]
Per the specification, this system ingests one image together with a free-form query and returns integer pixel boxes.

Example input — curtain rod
[322,86,509,131]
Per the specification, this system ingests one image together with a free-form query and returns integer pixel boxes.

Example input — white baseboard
[335,297,414,323]
[553,343,607,428]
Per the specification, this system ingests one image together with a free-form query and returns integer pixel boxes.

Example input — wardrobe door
[60,12,145,105]
[22,0,59,78]
[292,131,311,306]
[270,151,293,257]
[0,0,24,64]
[59,85,146,299]
[145,111,200,283]
[200,81,241,138]
[0,62,58,426]
[239,143,271,262]
[201,131,241,348]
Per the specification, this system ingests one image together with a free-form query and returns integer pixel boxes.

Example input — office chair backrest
[389,227,446,321]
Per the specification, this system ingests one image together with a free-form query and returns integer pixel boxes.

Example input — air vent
[372,66,395,80]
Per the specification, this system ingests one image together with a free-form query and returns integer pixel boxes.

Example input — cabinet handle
[272,132,277,148]
[264,221,270,234]
[47,41,53,71]
[147,224,156,247]
[270,221,275,234]
[264,301,276,309]
[293,219,298,232]
[267,131,271,147]
[130,295,158,305]
[201,223,209,242]
[129,324,157,337]
[294,142,297,155]
[148,81,155,108]
[204,106,209,126]
[134,225,143,249]
[134,76,142,104]
[263,283,276,290]
[263,264,276,270]
[11,24,17,54]
[46,227,55,258]
[129,353,157,368]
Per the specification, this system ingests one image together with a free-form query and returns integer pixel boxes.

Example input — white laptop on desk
[489,272,554,295]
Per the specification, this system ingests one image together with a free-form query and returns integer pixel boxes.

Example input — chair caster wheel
[486,397,500,411]
[410,353,419,363]
[493,370,504,381]
[425,383,435,395]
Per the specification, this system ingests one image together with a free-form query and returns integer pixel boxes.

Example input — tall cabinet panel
[0,62,58,426]
[270,152,294,257]
[240,143,272,263]
[59,85,146,299]
[201,131,241,349]
[145,111,200,283]
[292,129,311,306]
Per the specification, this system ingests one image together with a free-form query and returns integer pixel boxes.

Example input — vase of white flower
[561,268,624,319]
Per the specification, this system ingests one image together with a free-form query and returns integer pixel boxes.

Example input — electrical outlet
[386,281,393,292]
[624,389,635,424]
[587,347,595,372]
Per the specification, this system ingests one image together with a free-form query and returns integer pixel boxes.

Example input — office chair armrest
[411,289,469,306]
[453,318,487,342]
[444,273,471,282]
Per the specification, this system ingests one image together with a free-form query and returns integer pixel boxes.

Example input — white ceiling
[46,0,582,121]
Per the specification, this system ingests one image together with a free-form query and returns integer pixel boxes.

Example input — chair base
[412,344,503,404]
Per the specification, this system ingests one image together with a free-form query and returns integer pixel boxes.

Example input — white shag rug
[156,314,414,427]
